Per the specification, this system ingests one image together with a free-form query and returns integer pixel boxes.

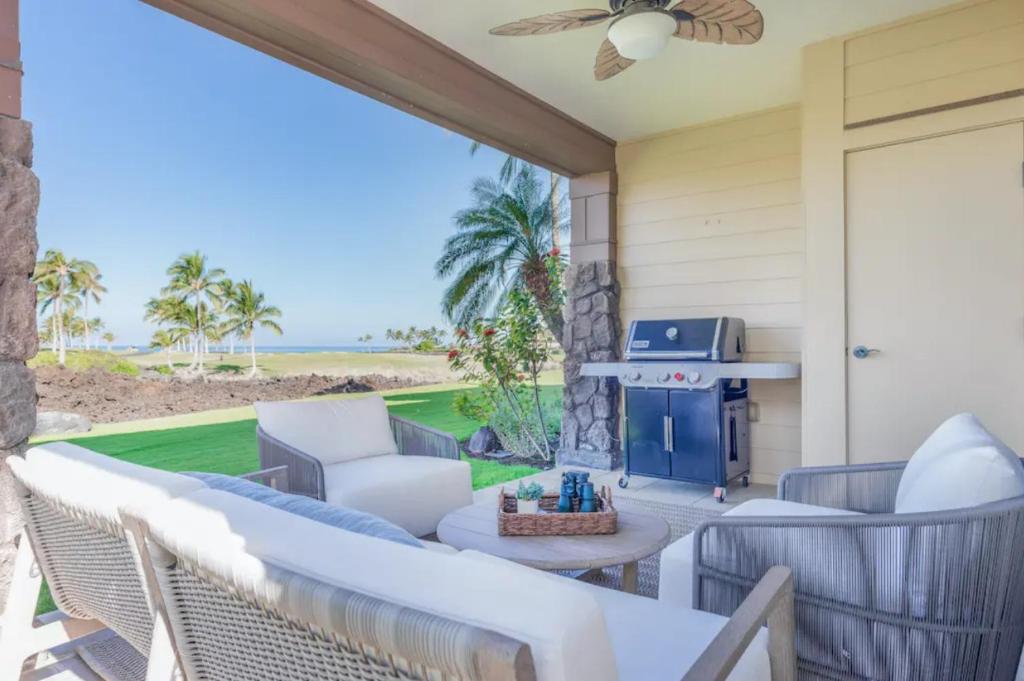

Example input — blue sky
[23,1,508,346]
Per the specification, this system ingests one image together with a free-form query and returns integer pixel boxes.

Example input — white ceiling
[369,0,962,140]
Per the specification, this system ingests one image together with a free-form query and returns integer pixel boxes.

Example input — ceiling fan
[489,0,764,81]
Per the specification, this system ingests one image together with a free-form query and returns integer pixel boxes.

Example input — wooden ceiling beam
[141,0,616,177]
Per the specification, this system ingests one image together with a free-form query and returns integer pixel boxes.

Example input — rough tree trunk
[0,118,40,614]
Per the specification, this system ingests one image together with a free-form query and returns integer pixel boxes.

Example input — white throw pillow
[894,413,1024,513]
[255,396,398,466]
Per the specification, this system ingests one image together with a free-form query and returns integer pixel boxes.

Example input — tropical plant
[223,280,283,377]
[76,263,106,350]
[436,166,568,345]
[149,329,178,370]
[448,283,559,460]
[218,277,238,354]
[87,317,104,349]
[357,334,375,353]
[162,252,225,371]
[101,331,116,352]
[33,250,96,365]
[468,142,562,251]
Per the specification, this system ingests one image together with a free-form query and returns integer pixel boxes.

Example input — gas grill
[581,317,800,502]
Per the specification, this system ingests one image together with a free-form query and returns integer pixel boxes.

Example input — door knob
[852,345,880,359]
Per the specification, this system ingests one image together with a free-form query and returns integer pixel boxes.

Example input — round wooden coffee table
[436,502,671,593]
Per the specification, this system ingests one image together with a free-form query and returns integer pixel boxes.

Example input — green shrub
[152,365,173,376]
[489,389,561,458]
[29,350,139,376]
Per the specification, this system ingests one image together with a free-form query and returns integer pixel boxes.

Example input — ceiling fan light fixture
[607,9,677,60]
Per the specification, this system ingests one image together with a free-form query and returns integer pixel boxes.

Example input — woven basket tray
[497,486,618,536]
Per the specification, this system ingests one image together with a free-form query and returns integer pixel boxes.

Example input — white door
[846,123,1024,464]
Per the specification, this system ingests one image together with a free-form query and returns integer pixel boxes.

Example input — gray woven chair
[691,461,1024,681]
[257,413,460,501]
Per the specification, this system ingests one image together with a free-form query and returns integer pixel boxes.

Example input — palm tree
[88,317,104,350]
[149,329,177,370]
[219,277,238,354]
[357,334,374,353]
[33,250,93,365]
[436,166,568,344]
[468,142,562,251]
[102,331,116,352]
[162,252,225,371]
[76,263,106,350]
[224,280,283,377]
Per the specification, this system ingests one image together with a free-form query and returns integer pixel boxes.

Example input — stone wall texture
[0,117,38,614]
[558,260,622,470]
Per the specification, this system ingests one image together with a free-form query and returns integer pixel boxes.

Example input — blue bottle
[558,473,574,513]
[579,482,596,513]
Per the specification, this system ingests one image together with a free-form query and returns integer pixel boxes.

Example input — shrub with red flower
[447,349,459,361]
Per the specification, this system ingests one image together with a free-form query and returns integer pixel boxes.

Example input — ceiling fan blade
[670,0,764,45]
[594,39,636,81]
[490,9,612,36]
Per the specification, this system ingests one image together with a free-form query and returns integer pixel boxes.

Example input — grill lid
[624,317,745,362]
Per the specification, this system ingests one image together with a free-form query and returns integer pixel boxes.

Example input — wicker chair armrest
[256,426,325,500]
[682,566,797,681]
[776,461,906,512]
[389,414,461,461]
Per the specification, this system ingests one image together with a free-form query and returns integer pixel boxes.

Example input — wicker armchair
[691,461,1024,681]
[257,413,460,501]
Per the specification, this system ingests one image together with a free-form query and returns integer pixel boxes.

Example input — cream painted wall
[802,0,1024,466]
[616,106,804,483]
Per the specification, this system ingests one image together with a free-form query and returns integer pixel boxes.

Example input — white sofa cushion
[895,413,1024,513]
[659,499,861,609]
[323,454,472,537]
[458,550,768,681]
[138,489,618,681]
[254,396,398,466]
[11,442,205,526]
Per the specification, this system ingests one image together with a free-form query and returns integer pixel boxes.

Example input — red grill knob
[673,372,684,381]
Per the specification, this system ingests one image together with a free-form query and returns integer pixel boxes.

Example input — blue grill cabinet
[582,317,800,503]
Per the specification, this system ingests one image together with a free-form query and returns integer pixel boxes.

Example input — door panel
[846,123,1024,463]
[625,388,670,477]
[669,389,721,484]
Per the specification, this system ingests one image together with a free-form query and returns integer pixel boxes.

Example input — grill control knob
[666,327,679,341]
[687,371,702,384]
[623,370,642,383]
[657,372,671,383]
[674,372,684,381]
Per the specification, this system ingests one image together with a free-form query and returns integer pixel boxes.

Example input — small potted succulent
[516,481,544,514]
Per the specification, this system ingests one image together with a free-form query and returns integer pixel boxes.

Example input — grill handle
[664,416,674,452]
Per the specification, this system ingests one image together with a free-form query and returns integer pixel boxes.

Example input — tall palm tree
[224,280,283,377]
[219,277,238,354]
[436,166,567,344]
[88,317,104,350]
[162,252,225,371]
[33,250,93,365]
[76,263,106,350]
[468,142,563,251]
[102,331,116,352]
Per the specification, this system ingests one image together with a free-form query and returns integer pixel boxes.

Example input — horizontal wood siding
[844,0,1024,126]
[616,106,804,484]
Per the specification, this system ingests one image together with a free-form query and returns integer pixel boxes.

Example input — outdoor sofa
[658,413,1024,681]
[255,395,472,537]
[1,442,798,681]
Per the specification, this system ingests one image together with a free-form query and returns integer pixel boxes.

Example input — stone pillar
[558,171,622,470]
[0,0,37,614]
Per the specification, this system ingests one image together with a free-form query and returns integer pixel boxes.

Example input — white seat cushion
[139,489,618,681]
[457,550,768,681]
[324,454,472,537]
[659,499,861,608]
[255,396,398,466]
[895,412,1024,513]
[11,442,205,526]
